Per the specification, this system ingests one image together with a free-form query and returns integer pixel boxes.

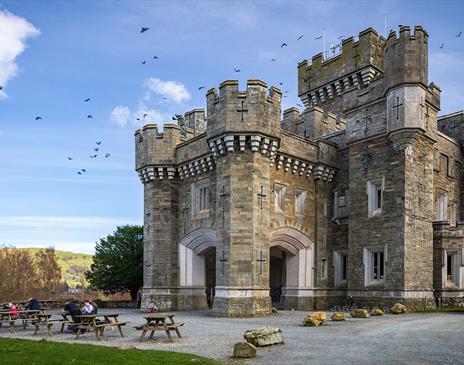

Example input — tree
[85,225,143,300]
[35,247,62,299]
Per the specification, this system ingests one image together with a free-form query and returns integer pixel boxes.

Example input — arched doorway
[269,228,314,308]
[178,229,218,309]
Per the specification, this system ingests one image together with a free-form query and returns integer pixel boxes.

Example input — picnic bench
[20,310,42,330]
[31,313,54,336]
[135,314,184,343]
[74,313,128,341]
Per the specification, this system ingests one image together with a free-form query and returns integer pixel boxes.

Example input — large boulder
[370,308,384,316]
[331,312,346,321]
[303,311,327,326]
[244,327,283,347]
[232,342,257,358]
[350,309,369,318]
[391,303,406,314]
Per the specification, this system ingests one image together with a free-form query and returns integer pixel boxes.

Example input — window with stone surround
[367,178,384,217]
[435,190,448,221]
[333,190,348,219]
[295,189,307,216]
[449,202,458,227]
[363,246,386,286]
[444,250,462,288]
[274,183,286,212]
[333,251,347,286]
[192,179,209,216]
[321,258,328,280]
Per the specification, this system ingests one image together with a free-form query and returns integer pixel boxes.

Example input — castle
[135,26,464,316]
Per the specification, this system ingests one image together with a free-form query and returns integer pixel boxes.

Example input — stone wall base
[211,288,272,317]
[141,287,208,312]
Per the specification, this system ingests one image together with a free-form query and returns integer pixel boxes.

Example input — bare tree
[35,247,62,299]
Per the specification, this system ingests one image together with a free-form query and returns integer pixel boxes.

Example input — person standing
[136,288,143,309]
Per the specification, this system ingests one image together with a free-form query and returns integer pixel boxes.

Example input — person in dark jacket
[63,300,81,322]
[25,298,41,311]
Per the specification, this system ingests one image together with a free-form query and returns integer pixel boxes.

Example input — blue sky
[1,0,463,254]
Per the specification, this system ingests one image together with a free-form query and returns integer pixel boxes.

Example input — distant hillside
[24,248,93,288]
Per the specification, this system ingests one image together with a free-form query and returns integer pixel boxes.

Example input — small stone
[190,359,201,363]
[350,309,369,318]
[303,311,327,326]
[391,303,406,314]
[331,312,346,321]
[232,341,257,358]
[370,308,384,316]
[244,326,283,347]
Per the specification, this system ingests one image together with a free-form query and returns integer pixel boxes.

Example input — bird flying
[142,60,146,65]
[297,35,304,40]
[281,43,288,48]
[440,43,444,49]
[0,86,3,90]
[153,56,159,59]
[315,36,322,40]
[87,115,93,119]
[456,31,462,38]
[35,116,42,120]
[77,171,82,175]
[271,58,276,62]
[140,27,149,33]
[96,141,101,145]
[90,154,97,158]
[233,68,241,73]
[94,148,99,152]
[143,113,148,117]
[68,157,73,160]
[279,82,283,85]
[105,154,111,158]
[84,98,90,102]
[81,169,86,173]
[198,86,205,90]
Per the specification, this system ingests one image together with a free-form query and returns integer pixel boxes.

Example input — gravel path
[1,309,463,364]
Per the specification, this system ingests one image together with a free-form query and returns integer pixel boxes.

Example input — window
[444,250,462,288]
[449,203,458,226]
[435,190,448,221]
[363,247,386,285]
[274,184,286,212]
[333,251,347,286]
[321,258,328,280]
[295,189,307,216]
[333,190,348,218]
[192,179,209,216]
[368,179,384,217]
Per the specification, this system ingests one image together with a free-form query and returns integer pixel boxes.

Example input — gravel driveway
[1,308,463,365]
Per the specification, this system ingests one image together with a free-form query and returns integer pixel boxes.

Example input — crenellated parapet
[135,124,183,183]
[298,28,385,108]
[206,80,282,138]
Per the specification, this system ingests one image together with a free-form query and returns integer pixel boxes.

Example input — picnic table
[74,313,128,341]
[20,310,42,330]
[31,313,54,336]
[135,313,184,343]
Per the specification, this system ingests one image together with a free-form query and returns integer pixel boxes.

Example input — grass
[413,306,464,313]
[0,338,220,365]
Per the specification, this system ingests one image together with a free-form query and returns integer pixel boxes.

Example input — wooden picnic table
[0,310,20,333]
[20,310,42,330]
[135,313,184,343]
[74,313,128,341]
[32,313,53,336]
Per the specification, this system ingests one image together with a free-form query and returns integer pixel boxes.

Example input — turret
[184,109,207,134]
[135,124,182,182]
[206,80,282,138]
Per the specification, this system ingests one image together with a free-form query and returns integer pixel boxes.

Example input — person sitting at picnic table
[25,298,41,311]
[63,300,81,322]
[5,303,19,318]
[80,300,94,315]
[148,300,158,313]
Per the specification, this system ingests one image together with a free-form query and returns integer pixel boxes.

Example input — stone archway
[269,228,314,310]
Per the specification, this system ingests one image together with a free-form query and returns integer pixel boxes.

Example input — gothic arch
[269,227,314,288]
[178,229,219,286]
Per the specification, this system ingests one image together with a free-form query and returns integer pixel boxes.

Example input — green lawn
[0,338,220,365]
[413,306,464,313]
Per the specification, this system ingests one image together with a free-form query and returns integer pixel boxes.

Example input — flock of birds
[4,25,459,178]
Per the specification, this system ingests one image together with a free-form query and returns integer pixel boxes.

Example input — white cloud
[144,78,191,103]
[0,10,40,98]
[110,105,131,127]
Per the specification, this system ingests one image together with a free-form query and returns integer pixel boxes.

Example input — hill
[24,248,93,288]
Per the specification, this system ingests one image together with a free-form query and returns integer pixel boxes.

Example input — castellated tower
[136,25,464,314]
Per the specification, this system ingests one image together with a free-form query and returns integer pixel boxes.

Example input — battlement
[135,123,182,172]
[384,25,428,93]
[206,80,282,138]
[183,109,206,134]
[298,27,385,107]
